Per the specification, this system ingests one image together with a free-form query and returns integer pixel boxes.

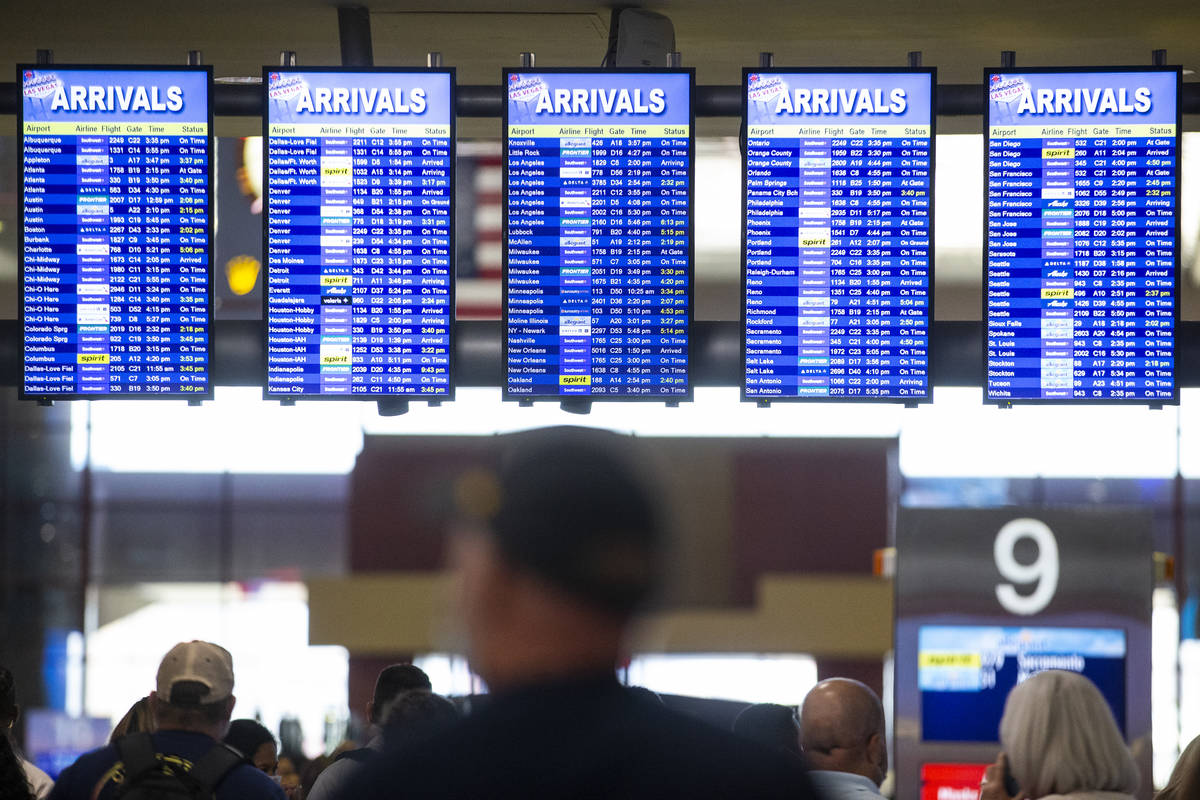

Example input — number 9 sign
[993,517,1060,615]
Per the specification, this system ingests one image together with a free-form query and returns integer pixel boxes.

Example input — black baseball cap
[457,426,662,617]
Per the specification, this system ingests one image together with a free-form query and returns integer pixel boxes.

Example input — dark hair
[732,703,802,756]
[371,665,432,722]
[224,719,276,762]
[0,667,35,800]
[300,755,332,798]
[380,690,458,750]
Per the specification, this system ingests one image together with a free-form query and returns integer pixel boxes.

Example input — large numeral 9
[994,518,1059,616]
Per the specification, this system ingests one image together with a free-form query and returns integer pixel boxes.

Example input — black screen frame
[500,66,696,403]
[982,65,1182,406]
[739,67,937,405]
[260,65,457,402]
[17,63,215,401]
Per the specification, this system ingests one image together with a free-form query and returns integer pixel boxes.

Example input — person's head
[276,755,303,792]
[451,427,661,689]
[1000,670,1137,797]
[0,666,34,800]
[379,690,459,749]
[0,666,17,729]
[224,719,278,775]
[149,641,236,739]
[1158,732,1200,800]
[368,664,432,725]
[733,703,802,757]
[110,696,156,743]
[799,678,887,786]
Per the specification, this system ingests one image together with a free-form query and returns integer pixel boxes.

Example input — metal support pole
[427,52,443,68]
[187,50,203,66]
[338,6,374,67]
[1000,51,1016,69]
[520,52,535,68]
[377,399,410,416]
[667,51,682,68]
[280,51,297,67]
[758,52,774,68]
[908,51,923,69]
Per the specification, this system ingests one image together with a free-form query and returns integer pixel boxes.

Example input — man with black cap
[351,426,822,798]
[48,641,285,800]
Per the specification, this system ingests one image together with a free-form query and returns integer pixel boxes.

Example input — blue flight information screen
[264,69,453,398]
[20,66,212,398]
[919,625,1126,742]
[504,70,692,399]
[743,70,933,401]
[986,69,1179,403]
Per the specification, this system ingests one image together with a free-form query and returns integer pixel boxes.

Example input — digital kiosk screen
[264,69,454,398]
[985,69,1179,403]
[743,70,933,401]
[918,625,1126,742]
[504,70,693,399]
[20,66,212,398]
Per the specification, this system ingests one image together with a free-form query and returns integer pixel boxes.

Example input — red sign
[920,763,987,800]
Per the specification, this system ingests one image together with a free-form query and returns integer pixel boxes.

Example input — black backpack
[114,733,244,800]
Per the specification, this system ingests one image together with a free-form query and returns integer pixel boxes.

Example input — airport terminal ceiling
[2,0,1199,92]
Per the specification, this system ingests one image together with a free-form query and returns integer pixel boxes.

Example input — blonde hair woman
[979,670,1137,800]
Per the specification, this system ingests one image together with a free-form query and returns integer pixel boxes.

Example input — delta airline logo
[508,73,548,104]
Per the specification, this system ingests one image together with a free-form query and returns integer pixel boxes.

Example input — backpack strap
[187,742,245,795]
[116,732,161,785]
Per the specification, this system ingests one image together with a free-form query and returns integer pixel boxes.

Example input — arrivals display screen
[504,69,693,399]
[918,625,1126,742]
[985,68,1180,403]
[20,66,212,398]
[742,69,933,401]
[263,68,454,398]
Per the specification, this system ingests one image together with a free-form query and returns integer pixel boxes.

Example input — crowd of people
[0,427,1195,799]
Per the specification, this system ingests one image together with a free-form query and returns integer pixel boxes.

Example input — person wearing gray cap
[348,426,823,799]
[48,641,285,800]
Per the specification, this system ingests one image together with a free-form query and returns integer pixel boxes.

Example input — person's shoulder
[217,762,287,800]
[610,701,819,795]
[807,769,886,799]
[58,743,120,779]
[22,759,55,799]
[46,744,120,799]
[350,690,819,799]
[345,723,480,799]
[305,754,361,800]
